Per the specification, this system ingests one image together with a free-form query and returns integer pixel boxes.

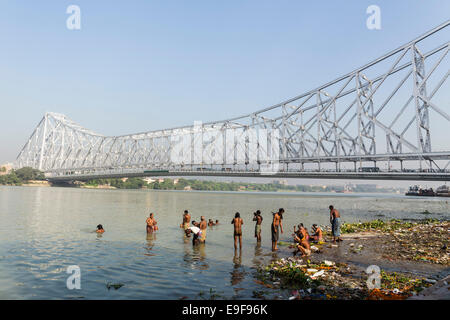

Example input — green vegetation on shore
[0,167,45,186]
[340,219,449,264]
[83,177,398,193]
[339,218,440,234]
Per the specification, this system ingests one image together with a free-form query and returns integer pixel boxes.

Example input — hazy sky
[0,1,449,188]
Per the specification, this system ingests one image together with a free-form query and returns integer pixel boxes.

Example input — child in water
[96,224,105,233]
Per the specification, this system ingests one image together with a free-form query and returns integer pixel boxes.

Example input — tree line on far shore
[0,167,45,185]
[1,167,399,193]
[84,178,392,193]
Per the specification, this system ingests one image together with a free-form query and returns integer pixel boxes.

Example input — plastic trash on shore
[323,260,335,266]
[311,270,325,279]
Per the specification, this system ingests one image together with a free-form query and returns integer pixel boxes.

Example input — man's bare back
[232,218,243,235]
[273,213,281,228]
[331,208,340,219]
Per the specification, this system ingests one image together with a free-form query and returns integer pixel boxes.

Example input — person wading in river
[329,205,342,243]
[146,213,157,233]
[181,210,191,230]
[232,212,244,251]
[185,226,202,245]
[271,208,284,251]
[253,210,263,242]
[199,216,207,243]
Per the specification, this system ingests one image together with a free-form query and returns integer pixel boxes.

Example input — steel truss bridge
[15,21,450,182]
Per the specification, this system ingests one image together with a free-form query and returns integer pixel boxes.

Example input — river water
[0,186,448,299]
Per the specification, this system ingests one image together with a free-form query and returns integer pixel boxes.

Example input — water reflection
[182,239,209,270]
[144,233,156,256]
[193,243,207,269]
[252,243,263,268]
[230,250,244,286]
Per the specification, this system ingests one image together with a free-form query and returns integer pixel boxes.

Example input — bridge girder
[14,21,450,180]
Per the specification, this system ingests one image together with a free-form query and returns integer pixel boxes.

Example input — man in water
[329,205,342,243]
[199,216,207,243]
[232,212,243,251]
[146,213,156,233]
[96,224,105,233]
[185,226,202,245]
[208,219,215,227]
[253,210,263,242]
[215,220,219,225]
[181,210,191,230]
[192,220,200,227]
[271,208,284,251]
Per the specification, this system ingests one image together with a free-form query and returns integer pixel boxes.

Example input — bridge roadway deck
[47,170,450,182]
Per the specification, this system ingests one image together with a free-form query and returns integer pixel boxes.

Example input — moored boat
[405,185,435,197]
[435,185,450,197]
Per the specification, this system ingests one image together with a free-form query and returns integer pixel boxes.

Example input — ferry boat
[435,185,450,197]
[405,185,420,196]
[405,185,435,197]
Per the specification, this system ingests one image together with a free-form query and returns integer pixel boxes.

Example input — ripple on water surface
[0,186,448,299]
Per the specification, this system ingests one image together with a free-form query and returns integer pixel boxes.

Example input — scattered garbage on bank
[256,256,434,300]
[331,219,449,265]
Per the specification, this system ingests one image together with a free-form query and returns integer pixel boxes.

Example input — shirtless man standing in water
[271,208,284,251]
[253,210,263,242]
[181,210,191,230]
[146,213,155,233]
[199,216,207,243]
[232,212,243,251]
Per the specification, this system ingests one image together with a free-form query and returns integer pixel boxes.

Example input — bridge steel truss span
[15,21,450,180]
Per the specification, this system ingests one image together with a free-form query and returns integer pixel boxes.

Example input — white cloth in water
[189,226,201,234]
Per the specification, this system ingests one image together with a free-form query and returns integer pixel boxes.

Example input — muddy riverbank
[255,219,449,300]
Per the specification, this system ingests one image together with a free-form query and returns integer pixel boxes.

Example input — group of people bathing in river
[95,205,342,256]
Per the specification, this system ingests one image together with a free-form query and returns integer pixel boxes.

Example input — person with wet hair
[96,224,105,234]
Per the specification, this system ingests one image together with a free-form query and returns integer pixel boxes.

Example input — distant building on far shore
[274,179,288,186]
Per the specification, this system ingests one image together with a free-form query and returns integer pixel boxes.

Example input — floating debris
[106,282,124,290]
